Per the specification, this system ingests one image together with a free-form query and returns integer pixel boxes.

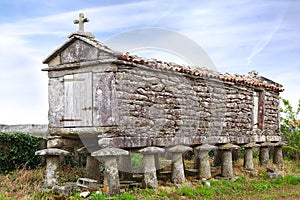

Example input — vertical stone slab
[86,155,101,180]
[213,148,222,166]
[167,145,192,184]
[139,147,165,189]
[93,72,119,126]
[77,147,101,180]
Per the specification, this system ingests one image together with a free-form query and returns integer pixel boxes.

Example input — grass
[0,159,300,199]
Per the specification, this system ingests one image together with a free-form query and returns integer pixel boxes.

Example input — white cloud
[0,0,299,124]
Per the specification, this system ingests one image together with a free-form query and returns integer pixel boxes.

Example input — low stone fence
[0,124,49,137]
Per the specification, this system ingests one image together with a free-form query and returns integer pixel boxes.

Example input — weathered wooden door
[63,72,93,127]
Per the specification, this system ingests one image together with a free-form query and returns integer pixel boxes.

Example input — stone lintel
[166,144,192,153]
[91,147,129,157]
[139,146,165,155]
[195,144,218,151]
[242,143,260,148]
[219,143,240,150]
[35,148,70,156]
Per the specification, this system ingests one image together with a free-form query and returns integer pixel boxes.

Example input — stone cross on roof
[73,13,89,32]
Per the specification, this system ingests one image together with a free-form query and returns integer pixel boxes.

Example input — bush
[0,132,41,173]
[280,98,300,161]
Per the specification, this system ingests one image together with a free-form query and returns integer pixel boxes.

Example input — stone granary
[38,13,285,194]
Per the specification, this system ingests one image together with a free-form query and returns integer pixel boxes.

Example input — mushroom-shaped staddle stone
[167,144,193,153]
[195,144,218,151]
[261,142,277,147]
[219,143,240,150]
[242,143,260,148]
[138,146,165,154]
[35,148,70,156]
[91,146,129,157]
[166,145,192,183]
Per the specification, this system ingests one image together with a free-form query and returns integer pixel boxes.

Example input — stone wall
[114,64,281,146]
[0,124,48,137]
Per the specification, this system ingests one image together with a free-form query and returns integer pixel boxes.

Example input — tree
[280,98,300,161]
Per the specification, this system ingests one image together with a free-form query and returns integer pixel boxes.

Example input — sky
[0,0,299,124]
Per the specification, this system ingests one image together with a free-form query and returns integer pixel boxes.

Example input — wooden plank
[64,74,75,127]
[258,90,265,130]
[49,77,64,127]
[253,91,259,129]
[74,72,93,126]
[93,72,119,126]
[63,73,93,127]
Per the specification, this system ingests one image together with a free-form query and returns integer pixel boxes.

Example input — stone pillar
[92,147,129,195]
[194,146,200,169]
[139,147,165,189]
[77,147,101,180]
[35,148,70,188]
[259,142,271,167]
[195,144,217,179]
[219,143,240,178]
[119,153,133,180]
[167,145,193,184]
[213,148,222,166]
[242,143,260,171]
[273,142,286,167]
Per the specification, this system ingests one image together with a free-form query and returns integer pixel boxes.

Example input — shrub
[280,98,300,161]
[0,132,41,173]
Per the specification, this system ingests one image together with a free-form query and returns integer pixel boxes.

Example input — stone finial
[73,13,89,32]
[69,13,95,38]
[248,70,259,77]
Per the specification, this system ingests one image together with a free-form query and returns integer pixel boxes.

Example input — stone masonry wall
[115,64,281,145]
[0,124,48,137]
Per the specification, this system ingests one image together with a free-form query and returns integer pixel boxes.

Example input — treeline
[280,98,300,161]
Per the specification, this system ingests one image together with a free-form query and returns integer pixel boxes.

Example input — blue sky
[0,0,299,124]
